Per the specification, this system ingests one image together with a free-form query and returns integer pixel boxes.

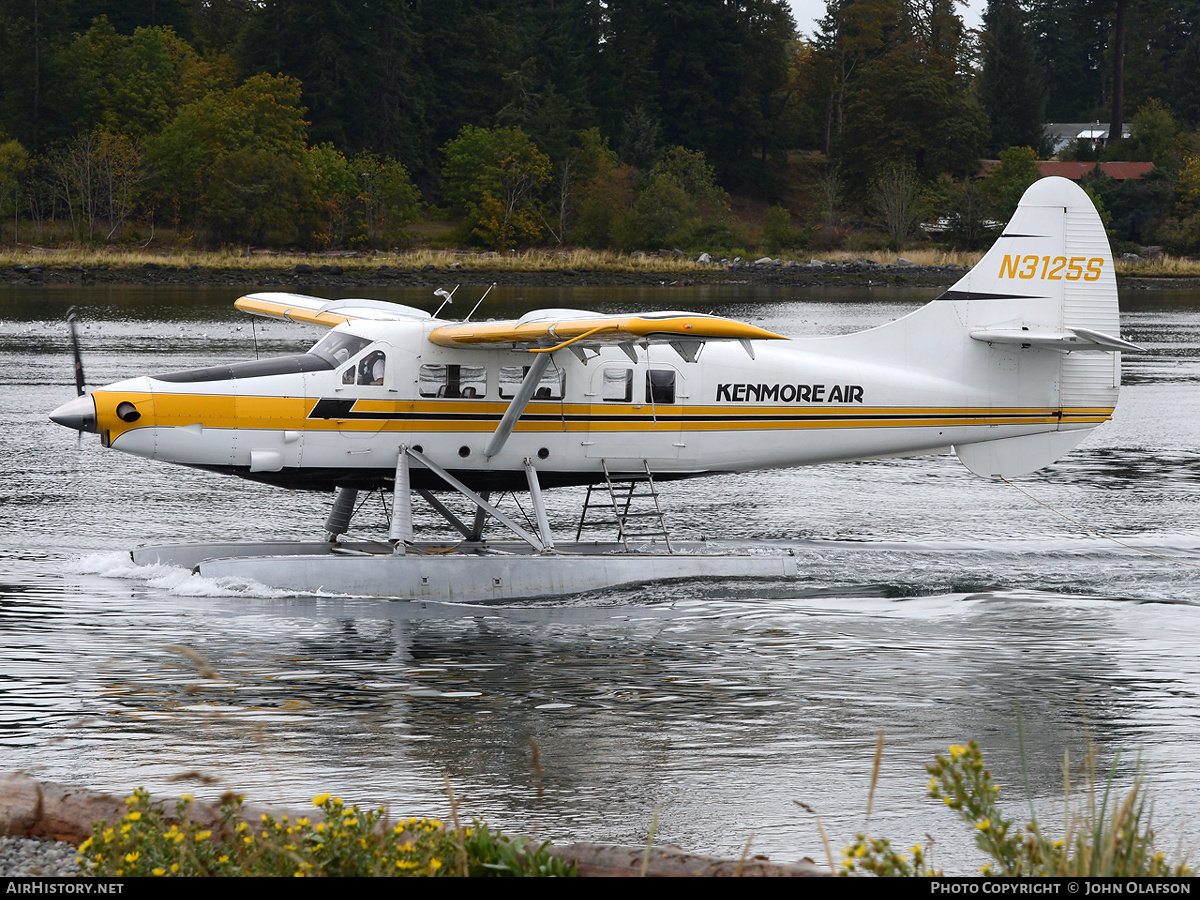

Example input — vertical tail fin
[948,176,1129,476]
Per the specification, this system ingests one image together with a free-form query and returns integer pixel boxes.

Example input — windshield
[310,332,372,366]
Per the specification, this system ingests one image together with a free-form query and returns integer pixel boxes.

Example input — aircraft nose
[49,394,97,433]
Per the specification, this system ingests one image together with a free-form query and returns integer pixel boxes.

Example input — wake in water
[65,551,341,600]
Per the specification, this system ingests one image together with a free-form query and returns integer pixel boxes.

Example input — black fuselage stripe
[306,409,1095,425]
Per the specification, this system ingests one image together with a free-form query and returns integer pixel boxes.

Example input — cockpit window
[358,351,386,385]
[310,332,372,366]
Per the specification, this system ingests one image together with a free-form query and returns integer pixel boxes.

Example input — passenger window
[647,369,676,404]
[419,363,485,398]
[602,367,633,402]
[499,365,565,400]
[342,367,355,385]
[358,350,386,385]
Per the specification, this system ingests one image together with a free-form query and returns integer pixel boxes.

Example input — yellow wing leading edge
[428,312,788,348]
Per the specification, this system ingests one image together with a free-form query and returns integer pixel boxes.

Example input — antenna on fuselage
[433,285,459,319]
[464,282,496,323]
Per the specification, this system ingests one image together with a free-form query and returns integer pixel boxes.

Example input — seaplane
[49,177,1140,601]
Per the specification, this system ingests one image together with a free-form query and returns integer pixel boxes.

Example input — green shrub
[78,789,573,877]
[841,741,1191,877]
[763,205,796,253]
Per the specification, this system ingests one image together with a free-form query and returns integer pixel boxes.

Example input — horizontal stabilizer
[954,430,1090,478]
[970,327,1143,352]
[236,293,431,326]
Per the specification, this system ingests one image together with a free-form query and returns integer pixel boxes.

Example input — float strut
[524,459,554,551]
[468,492,490,541]
[324,487,359,542]
[389,446,412,553]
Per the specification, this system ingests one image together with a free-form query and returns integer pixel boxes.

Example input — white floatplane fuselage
[75,303,1113,494]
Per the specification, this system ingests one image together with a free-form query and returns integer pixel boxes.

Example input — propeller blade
[66,306,85,396]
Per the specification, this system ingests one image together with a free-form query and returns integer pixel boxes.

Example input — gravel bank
[0,836,79,877]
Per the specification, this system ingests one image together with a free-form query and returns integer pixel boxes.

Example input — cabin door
[585,361,686,464]
[332,341,396,439]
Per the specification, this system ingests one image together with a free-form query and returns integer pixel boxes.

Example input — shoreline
[5,261,1199,291]
[0,773,827,877]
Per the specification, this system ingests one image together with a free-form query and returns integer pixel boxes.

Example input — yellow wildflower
[127,811,142,821]
[153,868,166,876]
[125,851,139,863]
[312,794,331,807]
[430,858,442,871]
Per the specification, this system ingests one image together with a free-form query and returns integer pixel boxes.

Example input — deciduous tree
[441,124,552,250]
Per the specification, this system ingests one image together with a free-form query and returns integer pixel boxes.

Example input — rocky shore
[5,259,1196,291]
[2,259,972,289]
[0,774,827,878]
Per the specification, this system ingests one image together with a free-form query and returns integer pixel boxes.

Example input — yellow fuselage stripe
[93,390,1113,441]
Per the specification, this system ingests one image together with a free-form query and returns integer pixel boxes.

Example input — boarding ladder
[575,459,673,553]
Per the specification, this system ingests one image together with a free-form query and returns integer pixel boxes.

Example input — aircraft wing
[428,310,788,351]
[235,292,431,326]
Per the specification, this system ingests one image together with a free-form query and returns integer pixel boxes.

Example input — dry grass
[0,246,716,273]
[3,244,1199,277]
[1116,254,1200,277]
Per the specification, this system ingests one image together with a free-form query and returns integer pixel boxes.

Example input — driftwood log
[0,773,827,877]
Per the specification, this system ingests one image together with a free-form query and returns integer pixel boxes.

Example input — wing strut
[483,351,553,460]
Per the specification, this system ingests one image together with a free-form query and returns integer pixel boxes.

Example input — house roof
[979,160,1155,181]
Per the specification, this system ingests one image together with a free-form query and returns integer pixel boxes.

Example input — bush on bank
[78,789,573,877]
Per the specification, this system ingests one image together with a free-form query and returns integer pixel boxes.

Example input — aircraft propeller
[49,306,97,439]
[67,306,85,396]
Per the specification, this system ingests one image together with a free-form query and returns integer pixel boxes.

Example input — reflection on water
[2,283,1200,872]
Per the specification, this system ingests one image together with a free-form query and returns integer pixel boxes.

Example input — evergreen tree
[236,0,431,179]
[1028,0,1110,121]
[594,0,659,154]
[980,0,1047,154]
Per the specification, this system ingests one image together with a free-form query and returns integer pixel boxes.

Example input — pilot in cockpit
[358,350,386,385]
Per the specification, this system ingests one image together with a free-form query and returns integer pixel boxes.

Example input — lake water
[2,281,1199,874]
